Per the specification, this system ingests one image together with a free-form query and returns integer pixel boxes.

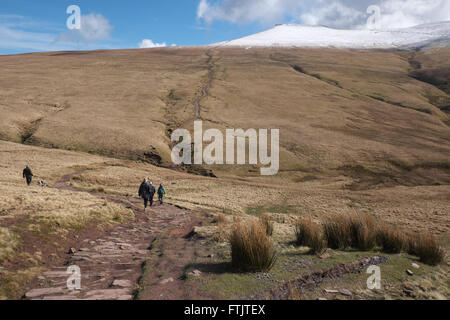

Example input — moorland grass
[230,221,278,272]
[295,218,327,254]
[259,213,274,237]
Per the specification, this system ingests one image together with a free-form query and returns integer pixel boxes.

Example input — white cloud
[0,14,116,53]
[300,1,365,28]
[197,0,450,29]
[56,13,113,44]
[197,0,293,25]
[376,0,450,28]
[0,15,62,52]
[138,39,176,48]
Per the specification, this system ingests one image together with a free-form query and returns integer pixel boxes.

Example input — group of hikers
[22,166,167,212]
[138,178,166,211]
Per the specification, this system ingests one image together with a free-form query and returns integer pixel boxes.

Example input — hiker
[158,184,166,205]
[23,165,33,186]
[148,181,156,207]
[138,178,152,212]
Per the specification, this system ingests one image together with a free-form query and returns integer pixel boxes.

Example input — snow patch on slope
[214,21,450,49]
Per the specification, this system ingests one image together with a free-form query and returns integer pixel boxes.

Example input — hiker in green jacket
[157,184,166,205]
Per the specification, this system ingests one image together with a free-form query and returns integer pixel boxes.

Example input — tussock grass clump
[376,224,405,254]
[295,219,327,254]
[323,215,352,250]
[230,221,277,272]
[412,234,445,266]
[349,215,377,251]
[295,219,310,247]
[259,213,274,237]
[307,226,327,255]
[405,233,418,255]
[293,213,444,266]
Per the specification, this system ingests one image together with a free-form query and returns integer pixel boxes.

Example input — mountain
[214,21,450,49]
[1,45,448,182]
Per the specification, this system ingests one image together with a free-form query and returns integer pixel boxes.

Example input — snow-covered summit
[214,21,450,49]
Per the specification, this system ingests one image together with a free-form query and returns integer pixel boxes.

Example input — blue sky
[0,0,265,54]
[1,0,448,54]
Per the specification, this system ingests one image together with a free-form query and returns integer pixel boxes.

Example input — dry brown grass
[203,47,449,182]
[295,218,312,246]
[323,215,353,250]
[376,223,405,254]
[323,214,378,251]
[0,228,20,262]
[295,218,327,254]
[411,234,446,266]
[405,232,419,256]
[0,267,43,300]
[0,48,210,165]
[1,47,448,183]
[349,214,377,251]
[229,221,277,272]
[259,213,274,237]
[0,181,135,290]
[294,212,445,266]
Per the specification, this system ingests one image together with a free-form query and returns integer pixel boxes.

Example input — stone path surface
[26,203,192,300]
[23,171,195,300]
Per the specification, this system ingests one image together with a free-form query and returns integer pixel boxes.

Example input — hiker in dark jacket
[148,181,156,207]
[23,165,33,186]
[138,178,152,212]
[158,184,166,205]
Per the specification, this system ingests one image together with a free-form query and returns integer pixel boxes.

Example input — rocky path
[23,171,197,300]
[135,215,208,300]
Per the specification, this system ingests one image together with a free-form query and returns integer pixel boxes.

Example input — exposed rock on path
[23,169,195,300]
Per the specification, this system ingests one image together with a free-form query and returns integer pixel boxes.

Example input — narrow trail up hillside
[169,50,220,177]
[23,168,201,300]
[193,50,214,120]
[180,50,217,128]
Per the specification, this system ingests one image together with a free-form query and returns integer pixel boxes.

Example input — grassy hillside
[0,48,448,183]
[0,48,210,166]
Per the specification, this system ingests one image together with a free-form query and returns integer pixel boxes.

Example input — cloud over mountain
[197,0,450,29]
